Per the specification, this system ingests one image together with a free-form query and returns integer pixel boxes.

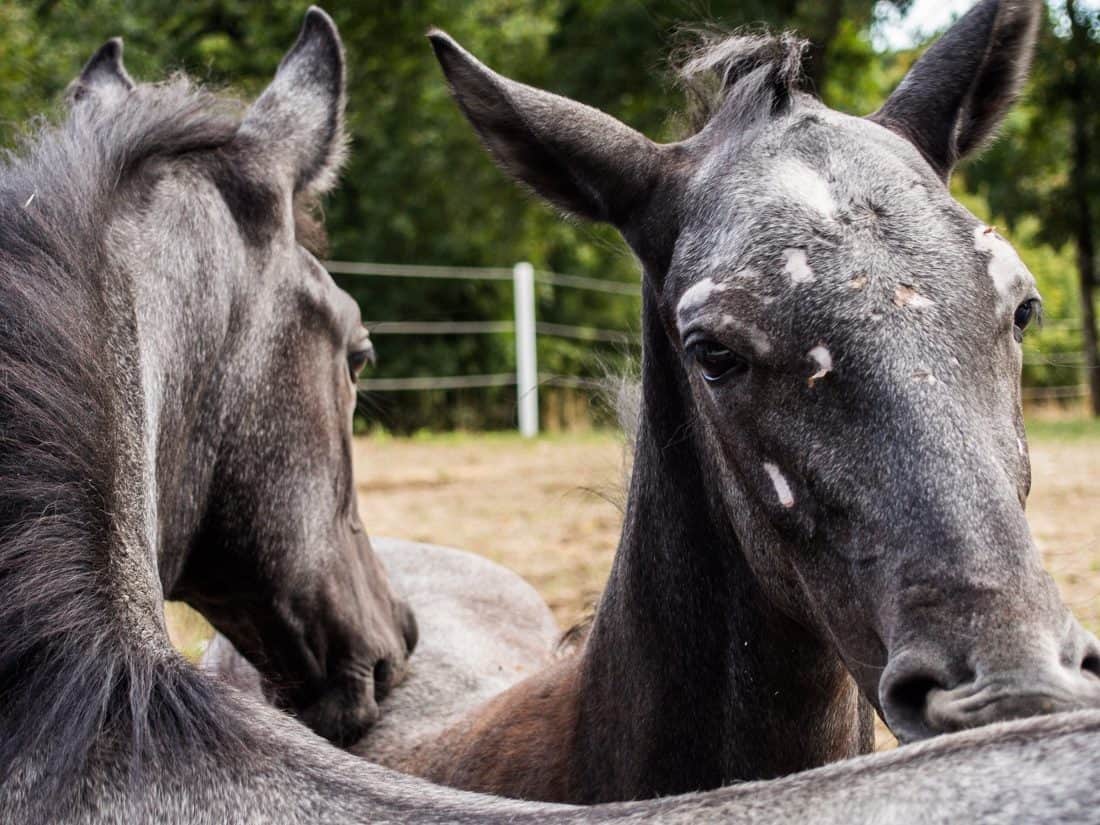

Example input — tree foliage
[963,1,1100,405]
[2,1,1094,429]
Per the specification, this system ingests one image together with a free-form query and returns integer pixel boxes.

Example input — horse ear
[68,38,134,107]
[239,7,347,196]
[428,30,661,226]
[869,0,1041,180]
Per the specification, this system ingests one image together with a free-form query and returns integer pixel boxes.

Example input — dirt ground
[356,432,629,628]
[166,422,1100,751]
[1025,435,1100,636]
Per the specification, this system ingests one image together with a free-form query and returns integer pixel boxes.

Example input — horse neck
[0,203,189,804]
[571,281,869,802]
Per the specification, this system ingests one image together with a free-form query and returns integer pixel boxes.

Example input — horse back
[400,656,582,803]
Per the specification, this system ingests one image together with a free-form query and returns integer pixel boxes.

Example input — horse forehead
[691,108,930,198]
[672,234,988,346]
[107,173,245,296]
[673,153,1017,321]
[671,207,979,323]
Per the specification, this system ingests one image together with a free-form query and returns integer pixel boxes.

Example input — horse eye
[1013,299,1040,339]
[347,342,375,379]
[688,340,746,384]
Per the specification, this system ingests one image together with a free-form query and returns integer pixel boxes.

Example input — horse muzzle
[880,625,1100,743]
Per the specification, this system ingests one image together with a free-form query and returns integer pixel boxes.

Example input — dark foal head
[431,0,1100,742]
[71,10,415,746]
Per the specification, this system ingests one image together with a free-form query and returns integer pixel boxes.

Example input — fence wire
[334,260,1091,405]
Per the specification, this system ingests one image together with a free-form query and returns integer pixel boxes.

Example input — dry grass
[1025,426,1100,635]
[356,431,629,628]
[166,421,1100,750]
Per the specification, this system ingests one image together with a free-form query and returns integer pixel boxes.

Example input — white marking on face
[720,315,772,355]
[1017,437,1027,458]
[763,462,795,509]
[893,284,934,309]
[774,159,836,216]
[808,345,832,386]
[676,277,727,320]
[783,248,815,283]
[974,226,1031,301]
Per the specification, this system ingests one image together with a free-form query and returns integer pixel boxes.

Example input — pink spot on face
[911,368,937,385]
[894,285,934,309]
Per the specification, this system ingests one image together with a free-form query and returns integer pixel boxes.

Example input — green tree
[5,1,1081,429]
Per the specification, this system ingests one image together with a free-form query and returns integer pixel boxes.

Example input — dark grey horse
[0,5,418,807]
[337,0,1100,803]
[4,6,1100,824]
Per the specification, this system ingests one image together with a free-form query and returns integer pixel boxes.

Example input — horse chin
[296,674,382,748]
[296,644,417,747]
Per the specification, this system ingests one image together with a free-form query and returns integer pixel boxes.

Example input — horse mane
[0,78,265,802]
[672,29,811,134]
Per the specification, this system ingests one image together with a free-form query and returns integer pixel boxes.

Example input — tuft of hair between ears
[673,29,810,134]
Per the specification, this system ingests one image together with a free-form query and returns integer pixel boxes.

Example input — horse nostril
[1082,653,1100,680]
[373,658,394,702]
[889,675,938,716]
[881,670,946,742]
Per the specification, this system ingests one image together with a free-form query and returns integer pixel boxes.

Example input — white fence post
[513,262,539,438]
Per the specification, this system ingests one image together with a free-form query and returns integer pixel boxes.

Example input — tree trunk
[1067,0,1100,416]
[1078,245,1100,416]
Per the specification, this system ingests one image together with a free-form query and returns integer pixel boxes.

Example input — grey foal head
[430,0,1100,742]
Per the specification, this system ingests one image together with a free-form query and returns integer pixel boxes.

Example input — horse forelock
[673,29,811,135]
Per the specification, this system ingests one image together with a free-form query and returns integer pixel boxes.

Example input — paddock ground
[166,419,1100,751]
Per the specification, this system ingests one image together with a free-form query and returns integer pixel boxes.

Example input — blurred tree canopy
[1,1,1096,429]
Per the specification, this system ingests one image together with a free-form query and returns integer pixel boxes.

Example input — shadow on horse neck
[404,0,1100,803]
